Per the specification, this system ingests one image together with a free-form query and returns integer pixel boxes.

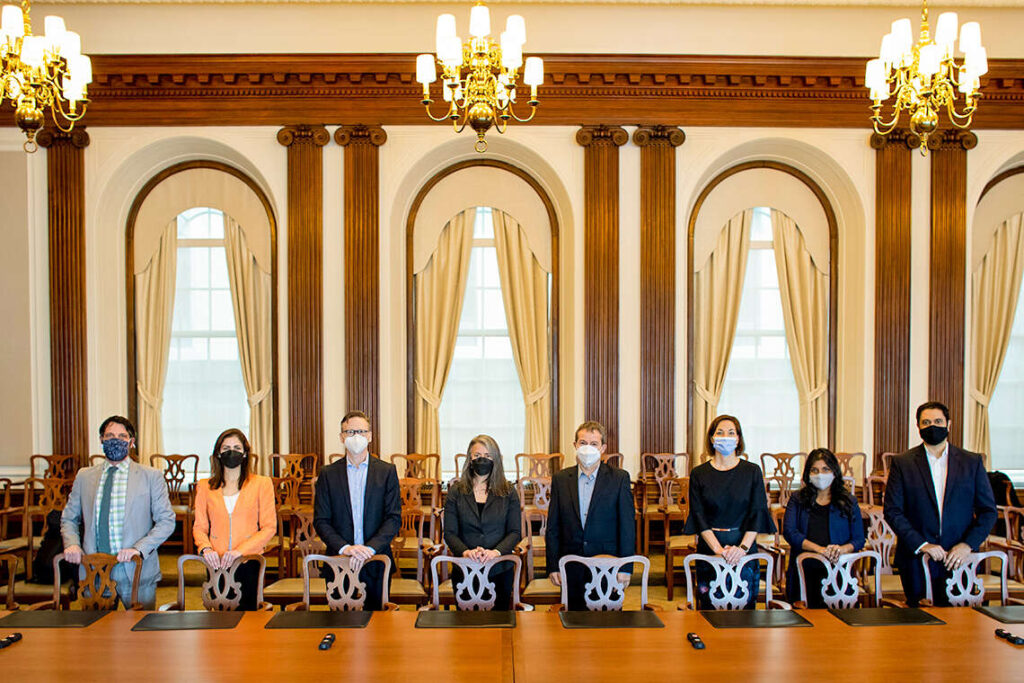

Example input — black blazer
[443,484,521,558]
[313,456,402,560]
[545,463,636,573]
[883,443,997,570]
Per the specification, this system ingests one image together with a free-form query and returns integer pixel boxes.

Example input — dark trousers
[235,560,261,611]
[898,558,953,607]
[319,560,390,611]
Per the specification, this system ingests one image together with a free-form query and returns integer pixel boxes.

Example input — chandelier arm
[505,100,538,123]
[870,107,904,134]
[423,101,456,123]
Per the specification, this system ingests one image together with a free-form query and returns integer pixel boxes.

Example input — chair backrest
[151,454,200,502]
[24,476,69,517]
[760,452,805,481]
[640,453,685,506]
[0,553,16,610]
[89,454,106,466]
[302,553,391,611]
[861,505,897,574]
[397,477,430,542]
[683,552,775,610]
[922,550,1008,607]
[176,553,267,611]
[392,453,441,480]
[879,452,897,477]
[865,473,887,507]
[764,474,795,508]
[271,476,302,509]
[430,554,522,610]
[453,453,467,478]
[1002,506,1024,546]
[517,476,552,512]
[271,453,318,479]
[835,452,867,484]
[30,454,78,480]
[247,452,261,474]
[60,552,142,610]
[601,452,624,469]
[796,550,881,609]
[290,509,326,558]
[558,554,650,611]
[515,453,562,481]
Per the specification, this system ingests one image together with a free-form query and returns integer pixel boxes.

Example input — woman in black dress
[443,434,521,609]
[683,414,775,609]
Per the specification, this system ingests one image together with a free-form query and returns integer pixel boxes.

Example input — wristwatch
[739,543,751,551]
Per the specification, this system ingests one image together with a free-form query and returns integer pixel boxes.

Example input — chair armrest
[643,603,663,611]
[284,601,306,612]
[514,602,535,612]
[879,597,911,608]
[157,601,181,611]
[27,600,56,610]
[1007,597,1024,606]
[258,602,274,611]
[547,603,565,612]
[382,602,399,611]
[676,603,696,611]
[768,599,793,610]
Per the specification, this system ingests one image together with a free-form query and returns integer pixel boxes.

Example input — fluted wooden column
[870,131,914,465]
[278,125,329,459]
[634,126,685,454]
[37,128,91,464]
[928,130,977,444]
[335,125,386,439]
[576,125,628,451]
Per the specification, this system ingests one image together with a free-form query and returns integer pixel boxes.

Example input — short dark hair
[340,410,371,431]
[574,421,607,445]
[99,415,136,440]
[916,401,950,424]
[705,415,745,457]
[209,428,251,490]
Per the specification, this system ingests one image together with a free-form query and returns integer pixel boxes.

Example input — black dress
[683,460,776,609]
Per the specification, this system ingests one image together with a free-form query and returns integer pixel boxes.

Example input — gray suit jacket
[60,461,176,583]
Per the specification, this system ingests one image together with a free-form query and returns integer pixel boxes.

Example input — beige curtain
[135,220,178,462]
[414,210,474,454]
[771,210,829,452]
[492,211,551,454]
[224,216,274,466]
[692,209,752,452]
[969,212,1024,456]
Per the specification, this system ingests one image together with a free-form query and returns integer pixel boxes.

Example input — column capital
[869,129,918,151]
[926,129,978,152]
[277,124,330,148]
[37,128,90,149]
[632,125,685,148]
[334,125,387,147]
[576,125,628,148]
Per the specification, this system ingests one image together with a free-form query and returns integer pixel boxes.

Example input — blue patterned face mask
[102,438,131,462]
[712,436,738,456]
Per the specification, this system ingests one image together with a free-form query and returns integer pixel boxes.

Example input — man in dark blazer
[314,410,401,610]
[546,420,636,610]
[884,401,997,606]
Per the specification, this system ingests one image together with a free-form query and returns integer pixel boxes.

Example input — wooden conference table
[0,608,1019,682]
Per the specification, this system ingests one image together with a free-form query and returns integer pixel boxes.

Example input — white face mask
[576,444,601,469]
[344,434,369,455]
[809,472,834,491]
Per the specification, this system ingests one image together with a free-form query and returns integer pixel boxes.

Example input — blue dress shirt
[578,468,598,527]
[344,457,370,550]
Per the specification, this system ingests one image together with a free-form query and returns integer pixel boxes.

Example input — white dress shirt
[916,443,949,554]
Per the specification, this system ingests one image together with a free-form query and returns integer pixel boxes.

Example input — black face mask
[470,458,494,477]
[920,425,949,446]
[219,450,246,469]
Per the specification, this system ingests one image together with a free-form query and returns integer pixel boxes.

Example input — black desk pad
[699,610,812,629]
[265,611,371,629]
[132,611,244,631]
[828,607,945,627]
[559,611,664,629]
[0,610,110,629]
[415,611,516,629]
[973,605,1024,624]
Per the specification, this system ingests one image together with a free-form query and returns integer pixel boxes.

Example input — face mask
[809,472,834,491]
[712,436,738,456]
[345,434,369,455]
[576,445,601,469]
[219,450,245,469]
[470,458,494,477]
[920,425,948,446]
[102,438,131,462]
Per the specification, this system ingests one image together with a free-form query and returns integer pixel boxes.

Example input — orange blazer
[193,474,276,555]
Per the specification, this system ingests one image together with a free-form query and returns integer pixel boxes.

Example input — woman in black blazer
[443,434,521,609]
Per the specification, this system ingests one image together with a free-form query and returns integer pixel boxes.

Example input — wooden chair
[453,453,468,479]
[269,475,304,577]
[764,473,796,509]
[0,478,29,578]
[664,478,697,601]
[247,452,261,474]
[680,553,791,610]
[393,477,437,584]
[760,452,805,481]
[859,505,905,602]
[990,506,1024,589]
[271,453,318,506]
[392,453,441,480]
[836,452,868,501]
[794,550,882,609]
[517,475,552,515]
[28,454,79,481]
[151,454,199,555]
[263,510,326,607]
[639,453,688,554]
[515,453,563,481]
[289,554,395,611]
[556,554,652,611]
[601,453,624,469]
[88,454,107,466]
[40,552,143,610]
[162,554,270,611]
[517,507,549,584]
[920,550,1016,607]
[21,476,69,580]
[429,554,523,610]
[0,552,17,609]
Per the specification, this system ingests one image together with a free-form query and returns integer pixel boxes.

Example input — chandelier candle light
[416,2,543,152]
[865,0,987,153]
[0,0,91,152]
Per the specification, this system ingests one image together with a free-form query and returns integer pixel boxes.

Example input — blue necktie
[96,467,116,554]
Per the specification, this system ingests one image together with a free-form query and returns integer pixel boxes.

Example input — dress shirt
[94,459,130,552]
[916,442,949,553]
[342,456,370,552]
[578,467,598,527]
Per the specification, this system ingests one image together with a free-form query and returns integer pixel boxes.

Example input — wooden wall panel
[577,125,627,452]
[336,125,386,441]
[634,126,685,455]
[870,131,914,465]
[38,128,91,464]
[928,130,977,446]
[278,125,329,458]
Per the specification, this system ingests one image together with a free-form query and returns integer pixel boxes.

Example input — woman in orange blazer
[193,428,276,609]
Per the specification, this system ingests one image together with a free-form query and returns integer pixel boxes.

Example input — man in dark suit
[883,401,997,606]
[546,420,636,610]
[314,410,401,610]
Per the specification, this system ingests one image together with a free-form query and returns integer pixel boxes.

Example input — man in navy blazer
[883,401,997,606]
[314,410,401,610]
[546,421,636,610]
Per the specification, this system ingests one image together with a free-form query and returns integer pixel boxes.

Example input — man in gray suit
[61,416,175,609]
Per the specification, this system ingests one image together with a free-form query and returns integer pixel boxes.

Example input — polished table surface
[0,608,1019,681]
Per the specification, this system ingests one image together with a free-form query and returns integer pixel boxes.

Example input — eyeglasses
[342,429,369,437]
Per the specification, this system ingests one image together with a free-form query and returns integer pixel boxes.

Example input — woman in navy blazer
[783,448,865,606]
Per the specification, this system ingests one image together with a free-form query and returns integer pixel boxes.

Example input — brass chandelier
[865,0,986,153]
[1,0,92,152]
[416,1,543,152]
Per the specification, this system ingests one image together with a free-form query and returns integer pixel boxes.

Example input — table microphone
[318,633,336,651]
[995,628,1024,646]
[0,633,23,650]
[686,632,706,650]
